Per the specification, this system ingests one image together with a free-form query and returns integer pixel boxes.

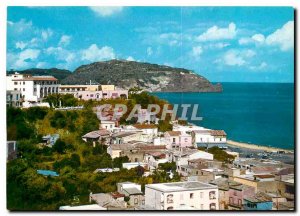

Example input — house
[90,193,127,210]
[59,204,106,210]
[7,141,17,161]
[277,173,294,201]
[111,131,143,144]
[167,148,214,169]
[42,134,60,146]
[6,73,60,103]
[82,129,111,146]
[192,130,227,149]
[145,181,219,210]
[232,174,278,193]
[93,168,120,173]
[133,124,158,138]
[137,109,156,123]
[100,120,119,132]
[6,90,22,107]
[164,131,193,149]
[122,162,148,170]
[144,152,168,169]
[228,183,255,210]
[117,182,145,206]
[243,192,273,210]
[107,142,166,162]
[210,178,234,210]
[59,84,128,100]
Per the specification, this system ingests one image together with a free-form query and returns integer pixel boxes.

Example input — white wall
[145,187,219,210]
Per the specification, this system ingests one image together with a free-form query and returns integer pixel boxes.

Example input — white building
[145,181,219,210]
[168,149,214,167]
[7,73,60,103]
[122,162,148,170]
[192,130,227,149]
[100,120,118,132]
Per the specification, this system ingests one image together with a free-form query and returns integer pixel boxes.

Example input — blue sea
[153,83,294,150]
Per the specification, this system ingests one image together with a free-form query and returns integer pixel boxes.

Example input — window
[23,81,25,85]
[201,204,204,210]
[238,199,242,206]
[167,207,173,210]
[134,198,138,204]
[34,88,37,92]
[14,82,17,85]
[167,194,174,204]
[23,88,25,91]
[229,197,233,204]
[233,190,237,196]
[173,138,176,143]
[14,88,17,91]
[210,203,216,210]
[180,193,183,200]
[190,193,194,199]
[135,158,138,162]
[209,191,216,200]
[200,192,203,198]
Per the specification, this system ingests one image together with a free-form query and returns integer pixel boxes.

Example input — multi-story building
[7,72,59,103]
[192,130,227,149]
[117,182,144,206]
[59,84,128,100]
[145,181,219,210]
[6,90,22,107]
[164,131,193,149]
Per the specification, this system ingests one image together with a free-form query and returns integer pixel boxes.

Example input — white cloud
[41,28,53,41]
[158,33,181,46]
[265,21,294,51]
[59,35,71,47]
[197,22,237,41]
[89,6,123,17]
[206,42,230,49]
[7,19,33,35]
[36,62,48,68]
[147,47,153,56]
[191,46,203,58]
[126,56,135,61]
[250,62,268,71]
[252,34,265,43]
[81,44,115,62]
[223,50,245,66]
[8,48,41,69]
[15,41,27,50]
[238,21,293,51]
[222,49,256,66]
[238,37,252,45]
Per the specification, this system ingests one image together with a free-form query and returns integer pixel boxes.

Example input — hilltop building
[6,72,59,104]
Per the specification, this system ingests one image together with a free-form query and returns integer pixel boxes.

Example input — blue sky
[7,7,294,82]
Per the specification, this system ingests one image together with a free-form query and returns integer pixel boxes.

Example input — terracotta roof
[166,131,181,136]
[82,129,110,139]
[244,192,272,203]
[111,192,125,199]
[210,130,227,136]
[254,174,275,179]
[251,166,278,174]
[133,124,157,129]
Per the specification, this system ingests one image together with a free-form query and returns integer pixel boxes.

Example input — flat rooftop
[145,181,217,192]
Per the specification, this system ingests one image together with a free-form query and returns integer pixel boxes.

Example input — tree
[53,139,67,154]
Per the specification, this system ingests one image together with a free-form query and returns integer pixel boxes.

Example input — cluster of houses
[6,72,128,108]
[6,73,294,211]
[72,115,295,211]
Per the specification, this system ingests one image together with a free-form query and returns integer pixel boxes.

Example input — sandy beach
[227,140,294,153]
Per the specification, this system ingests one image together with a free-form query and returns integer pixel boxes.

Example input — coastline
[227,140,293,153]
